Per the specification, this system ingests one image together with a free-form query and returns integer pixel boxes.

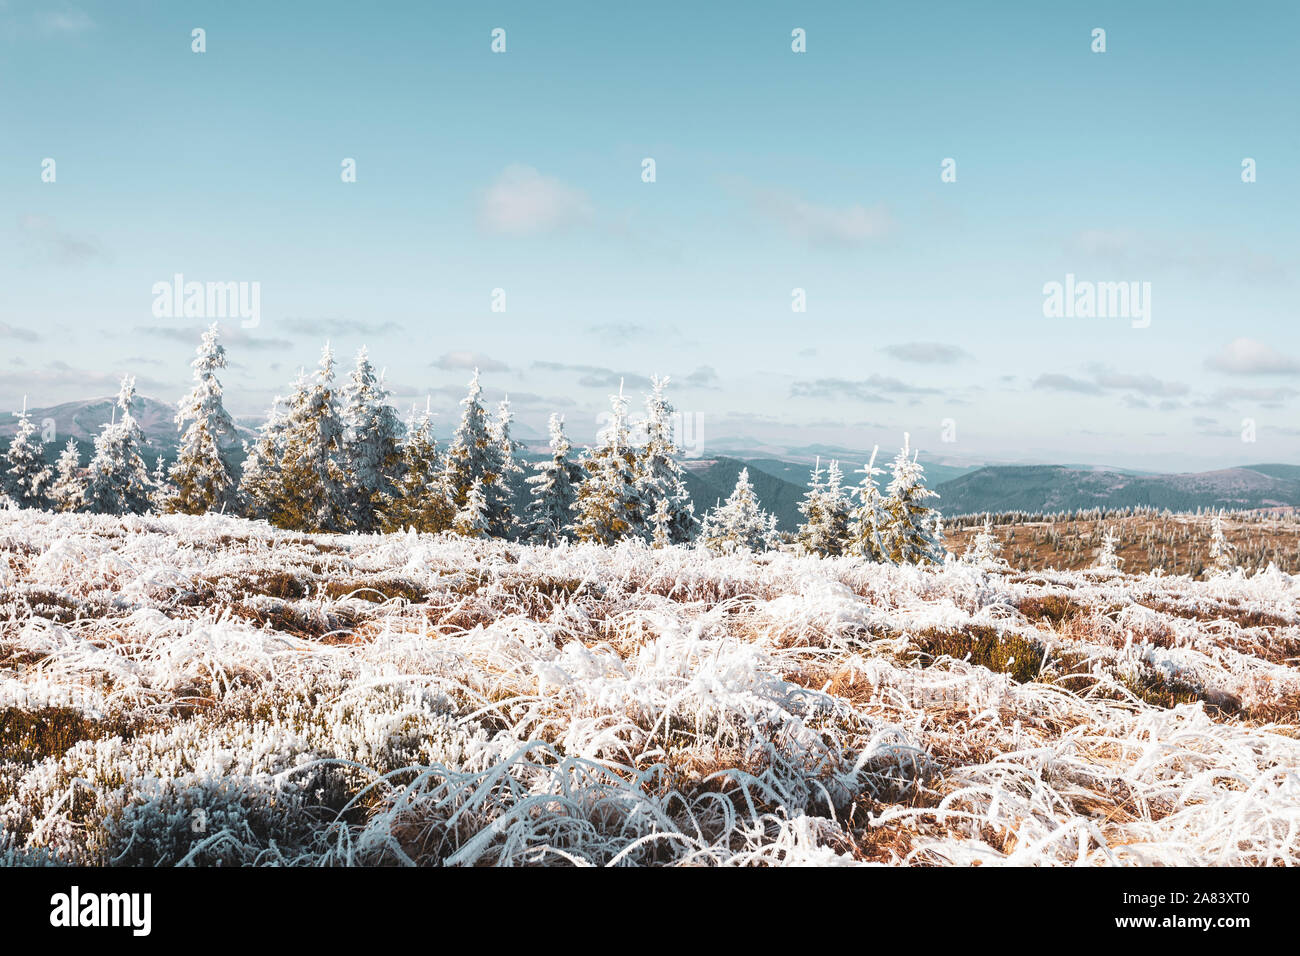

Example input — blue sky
[1,0,1297,470]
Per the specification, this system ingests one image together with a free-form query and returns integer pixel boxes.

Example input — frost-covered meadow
[2,508,1299,866]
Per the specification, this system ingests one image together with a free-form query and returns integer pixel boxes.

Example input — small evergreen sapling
[964,516,1008,570]
[1095,527,1124,572]
[150,455,173,512]
[452,477,490,539]
[1206,513,1236,577]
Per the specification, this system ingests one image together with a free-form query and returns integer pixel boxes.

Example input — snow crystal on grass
[1,509,1298,866]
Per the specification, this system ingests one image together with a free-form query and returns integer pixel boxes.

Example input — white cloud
[37,5,93,33]
[790,375,939,402]
[131,325,293,351]
[432,351,510,373]
[18,214,108,265]
[1064,229,1290,283]
[1204,338,1300,376]
[1032,374,1102,395]
[1090,368,1188,398]
[881,342,971,364]
[741,182,893,247]
[479,165,592,237]
[282,318,403,338]
[0,321,40,342]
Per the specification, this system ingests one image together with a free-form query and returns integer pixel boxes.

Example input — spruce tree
[1095,527,1124,572]
[964,516,1007,570]
[880,433,946,566]
[485,396,524,538]
[49,439,85,513]
[823,460,851,552]
[5,397,51,509]
[524,413,582,545]
[796,458,850,556]
[380,399,455,533]
[635,376,697,544]
[1206,513,1236,576]
[649,498,673,548]
[340,347,404,532]
[452,477,490,538]
[239,392,291,522]
[699,468,778,553]
[796,458,826,551]
[573,382,644,545]
[443,370,497,515]
[84,376,153,515]
[168,322,238,514]
[276,345,349,531]
[150,455,173,512]
[846,446,889,562]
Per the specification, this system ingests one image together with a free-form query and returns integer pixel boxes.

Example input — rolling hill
[933,464,1300,516]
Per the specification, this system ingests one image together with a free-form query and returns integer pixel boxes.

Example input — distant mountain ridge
[932,464,1300,515]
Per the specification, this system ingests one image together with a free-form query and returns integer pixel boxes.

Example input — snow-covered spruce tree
[276,345,350,532]
[1095,527,1124,572]
[84,376,153,515]
[442,371,504,529]
[699,467,778,553]
[573,383,645,545]
[49,439,85,513]
[485,395,525,538]
[380,399,455,533]
[634,376,698,544]
[824,460,851,550]
[796,458,825,550]
[964,516,1008,570]
[238,391,291,522]
[168,322,238,514]
[150,456,173,512]
[452,477,490,539]
[340,347,404,532]
[846,446,889,562]
[796,457,850,556]
[524,413,582,545]
[880,433,946,566]
[649,498,673,548]
[4,397,51,509]
[1206,513,1237,576]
